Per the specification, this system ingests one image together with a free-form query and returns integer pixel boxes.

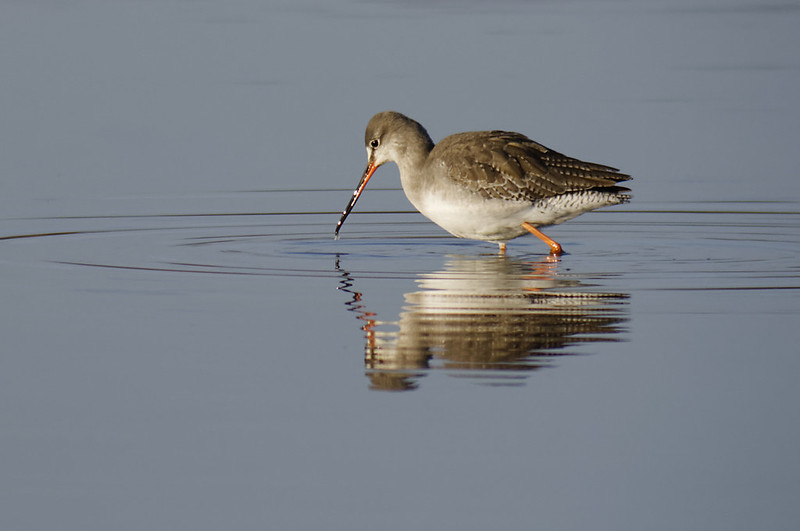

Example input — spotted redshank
[335,111,631,254]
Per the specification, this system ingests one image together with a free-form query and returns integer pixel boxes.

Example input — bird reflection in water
[336,254,628,391]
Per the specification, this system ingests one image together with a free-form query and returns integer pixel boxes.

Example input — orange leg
[521,222,563,255]
[498,242,506,255]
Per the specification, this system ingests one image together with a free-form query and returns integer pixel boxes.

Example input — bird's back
[429,130,631,203]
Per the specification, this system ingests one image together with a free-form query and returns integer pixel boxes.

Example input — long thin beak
[334,160,377,238]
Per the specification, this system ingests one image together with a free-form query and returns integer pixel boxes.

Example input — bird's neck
[395,127,435,202]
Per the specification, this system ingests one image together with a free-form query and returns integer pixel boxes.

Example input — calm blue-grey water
[2,1,799,530]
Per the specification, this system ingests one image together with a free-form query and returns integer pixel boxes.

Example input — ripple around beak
[334,161,376,238]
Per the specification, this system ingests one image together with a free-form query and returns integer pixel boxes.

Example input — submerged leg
[498,242,506,255]
[521,222,563,255]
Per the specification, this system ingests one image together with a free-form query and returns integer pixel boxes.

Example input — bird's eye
[369,139,380,149]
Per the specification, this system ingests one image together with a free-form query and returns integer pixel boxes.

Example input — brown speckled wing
[433,131,631,202]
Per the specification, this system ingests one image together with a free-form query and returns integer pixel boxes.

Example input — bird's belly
[415,195,532,242]
[412,190,628,243]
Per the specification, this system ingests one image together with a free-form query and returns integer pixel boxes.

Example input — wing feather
[431,131,631,202]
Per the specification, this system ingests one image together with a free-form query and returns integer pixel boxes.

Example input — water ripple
[0,196,797,291]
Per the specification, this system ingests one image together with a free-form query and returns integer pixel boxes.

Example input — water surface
[2,1,799,530]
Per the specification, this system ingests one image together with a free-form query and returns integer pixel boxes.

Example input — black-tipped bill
[334,161,377,238]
